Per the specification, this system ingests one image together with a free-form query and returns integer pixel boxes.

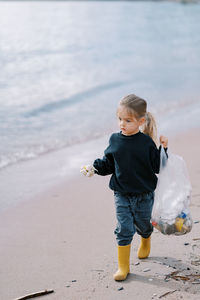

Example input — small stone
[184,242,189,246]
[118,287,124,291]
[148,278,153,281]
[72,280,77,282]
[134,261,140,266]
[66,285,70,288]
[152,293,157,299]
[194,220,200,224]
[143,268,151,272]
[192,280,200,284]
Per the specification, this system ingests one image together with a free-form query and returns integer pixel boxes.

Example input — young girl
[81,94,168,281]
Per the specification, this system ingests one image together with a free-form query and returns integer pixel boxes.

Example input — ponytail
[141,112,157,145]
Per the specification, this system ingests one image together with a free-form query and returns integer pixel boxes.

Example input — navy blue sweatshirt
[93,131,162,195]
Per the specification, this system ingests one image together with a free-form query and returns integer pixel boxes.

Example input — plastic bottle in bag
[151,147,193,236]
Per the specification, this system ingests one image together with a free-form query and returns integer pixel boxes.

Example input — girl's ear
[139,117,145,126]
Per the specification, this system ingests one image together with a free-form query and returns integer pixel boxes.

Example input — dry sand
[0,128,200,300]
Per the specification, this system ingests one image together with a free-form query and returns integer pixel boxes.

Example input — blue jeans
[114,191,154,246]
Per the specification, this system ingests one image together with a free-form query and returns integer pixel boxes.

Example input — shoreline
[0,127,200,299]
[0,132,110,214]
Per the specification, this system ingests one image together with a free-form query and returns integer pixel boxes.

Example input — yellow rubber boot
[113,244,131,281]
[137,236,151,259]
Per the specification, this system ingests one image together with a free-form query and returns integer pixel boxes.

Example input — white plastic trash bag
[151,147,193,235]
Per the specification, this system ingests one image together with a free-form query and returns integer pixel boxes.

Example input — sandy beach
[0,128,200,300]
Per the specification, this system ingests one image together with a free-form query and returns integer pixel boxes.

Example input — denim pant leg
[114,192,135,246]
[132,192,154,238]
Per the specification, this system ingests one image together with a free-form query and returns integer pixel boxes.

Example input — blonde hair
[119,94,157,144]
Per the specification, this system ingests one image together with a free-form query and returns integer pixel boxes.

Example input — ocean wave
[23,81,127,117]
[0,130,109,171]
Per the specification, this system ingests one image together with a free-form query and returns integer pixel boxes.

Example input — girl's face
[117,105,145,136]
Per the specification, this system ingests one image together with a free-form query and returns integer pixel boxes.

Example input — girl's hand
[159,135,168,148]
[80,165,96,177]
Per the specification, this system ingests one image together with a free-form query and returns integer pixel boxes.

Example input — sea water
[0,1,200,211]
